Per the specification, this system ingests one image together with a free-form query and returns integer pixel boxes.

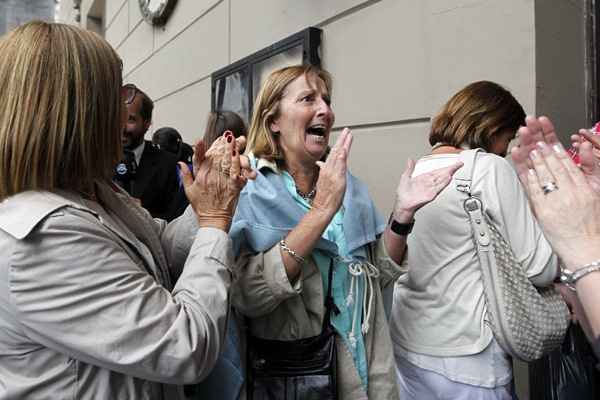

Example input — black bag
[529,324,600,400]
[247,261,338,400]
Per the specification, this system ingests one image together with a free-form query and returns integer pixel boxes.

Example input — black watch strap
[388,213,415,236]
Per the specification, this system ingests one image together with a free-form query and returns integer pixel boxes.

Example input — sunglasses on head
[121,84,138,105]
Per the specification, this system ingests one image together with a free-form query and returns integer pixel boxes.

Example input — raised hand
[392,158,463,221]
[569,129,600,194]
[312,128,353,217]
[511,135,600,269]
[203,132,256,181]
[513,116,600,194]
[512,116,560,180]
[180,132,254,231]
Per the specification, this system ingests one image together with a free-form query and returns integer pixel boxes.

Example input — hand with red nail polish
[179,132,255,231]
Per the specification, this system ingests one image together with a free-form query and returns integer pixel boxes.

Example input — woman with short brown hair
[390,81,558,399]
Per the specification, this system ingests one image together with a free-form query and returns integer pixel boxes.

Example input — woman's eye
[301,95,314,102]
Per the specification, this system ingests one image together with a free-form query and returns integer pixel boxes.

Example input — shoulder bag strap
[456,149,492,249]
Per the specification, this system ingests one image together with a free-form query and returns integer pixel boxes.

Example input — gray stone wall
[0,0,55,36]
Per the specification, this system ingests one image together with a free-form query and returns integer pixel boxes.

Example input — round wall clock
[139,0,178,26]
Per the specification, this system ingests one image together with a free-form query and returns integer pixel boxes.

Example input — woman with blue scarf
[229,65,463,399]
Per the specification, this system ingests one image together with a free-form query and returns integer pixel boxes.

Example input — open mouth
[306,124,327,137]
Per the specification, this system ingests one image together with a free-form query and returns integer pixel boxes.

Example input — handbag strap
[454,148,479,195]
[455,149,492,249]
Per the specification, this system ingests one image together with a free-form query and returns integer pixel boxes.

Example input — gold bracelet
[279,239,307,265]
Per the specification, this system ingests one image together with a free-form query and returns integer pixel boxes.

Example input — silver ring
[541,181,559,195]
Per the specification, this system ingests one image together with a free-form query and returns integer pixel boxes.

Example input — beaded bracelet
[279,239,307,265]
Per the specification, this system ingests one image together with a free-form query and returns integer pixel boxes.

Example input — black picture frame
[211,27,322,123]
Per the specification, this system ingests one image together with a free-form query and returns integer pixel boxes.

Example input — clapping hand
[179,132,256,231]
[512,116,600,193]
[510,115,600,268]
[570,128,600,194]
[392,158,463,221]
[312,128,353,217]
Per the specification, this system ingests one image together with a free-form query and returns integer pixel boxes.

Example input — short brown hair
[246,65,332,161]
[429,81,525,151]
[0,21,123,200]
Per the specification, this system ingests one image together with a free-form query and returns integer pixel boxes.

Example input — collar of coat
[0,181,172,288]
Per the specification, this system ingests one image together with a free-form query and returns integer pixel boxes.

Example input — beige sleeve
[371,235,408,288]
[11,213,232,385]
[232,243,303,318]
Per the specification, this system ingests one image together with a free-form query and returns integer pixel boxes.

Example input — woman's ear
[270,118,280,135]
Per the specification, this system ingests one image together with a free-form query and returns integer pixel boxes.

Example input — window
[211,27,322,123]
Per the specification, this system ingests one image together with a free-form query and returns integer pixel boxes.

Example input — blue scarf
[229,157,386,258]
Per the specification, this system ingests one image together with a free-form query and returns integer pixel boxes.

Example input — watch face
[139,0,177,26]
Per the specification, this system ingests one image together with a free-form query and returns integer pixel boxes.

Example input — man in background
[114,84,180,221]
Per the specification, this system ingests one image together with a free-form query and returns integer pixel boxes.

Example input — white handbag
[455,149,569,362]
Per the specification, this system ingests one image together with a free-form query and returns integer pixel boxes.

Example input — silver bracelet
[560,259,600,290]
[279,239,306,265]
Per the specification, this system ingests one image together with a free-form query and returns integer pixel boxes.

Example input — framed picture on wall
[211,27,322,123]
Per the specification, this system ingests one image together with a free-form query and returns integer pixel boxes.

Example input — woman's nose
[316,98,332,117]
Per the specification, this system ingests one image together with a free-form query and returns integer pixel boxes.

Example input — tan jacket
[233,237,406,399]
[0,183,234,399]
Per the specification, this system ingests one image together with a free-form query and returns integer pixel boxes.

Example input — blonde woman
[0,21,253,399]
[229,65,463,399]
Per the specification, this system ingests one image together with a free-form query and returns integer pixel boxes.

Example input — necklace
[297,186,316,201]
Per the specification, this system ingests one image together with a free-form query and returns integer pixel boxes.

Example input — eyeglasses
[121,84,138,105]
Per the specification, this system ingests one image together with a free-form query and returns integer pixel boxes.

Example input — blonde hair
[246,65,332,161]
[0,21,123,200]
[429,81,525,151]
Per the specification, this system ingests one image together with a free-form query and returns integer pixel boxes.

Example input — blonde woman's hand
[312,128,353,218]
[392,158,463,222]
[180,132,255,231]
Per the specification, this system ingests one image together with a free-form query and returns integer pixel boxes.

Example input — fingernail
[529,150,539,160]
[226,136,233,143]
[536,141,546,150]
[528,169,535,176]
[233,149,237,156]
[553,143,564,154]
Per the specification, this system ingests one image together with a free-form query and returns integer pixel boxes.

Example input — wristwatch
[388,213,415,236]
[559,260,600,290]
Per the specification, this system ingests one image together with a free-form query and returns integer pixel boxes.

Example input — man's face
[122,95,150,149]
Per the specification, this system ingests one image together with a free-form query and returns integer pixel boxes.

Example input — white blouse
[390,151,558,386]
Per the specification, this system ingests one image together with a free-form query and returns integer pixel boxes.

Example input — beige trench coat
[233,237,406,399]
[0,183,234,399]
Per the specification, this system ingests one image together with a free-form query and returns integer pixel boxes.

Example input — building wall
[535,0,588,139]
